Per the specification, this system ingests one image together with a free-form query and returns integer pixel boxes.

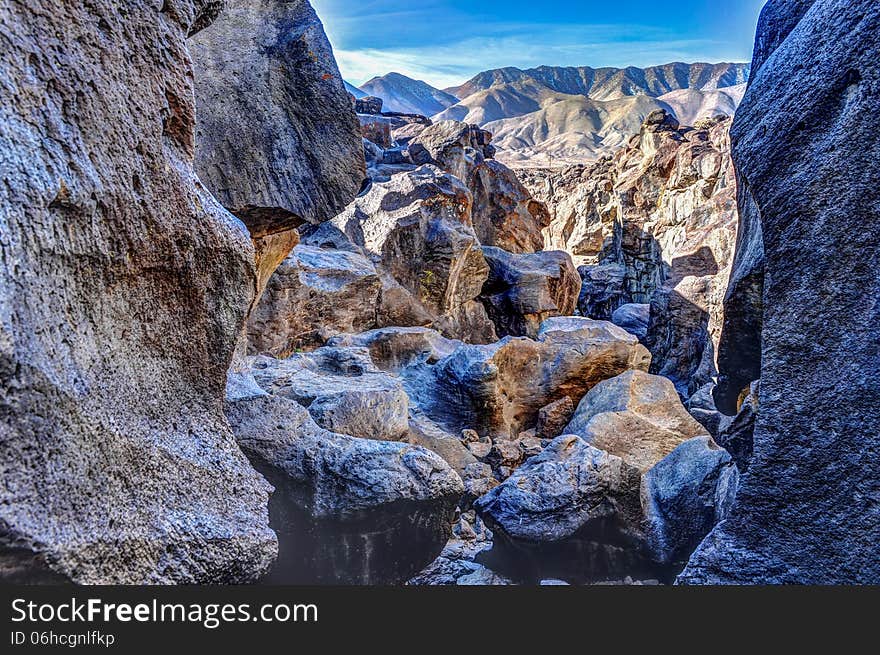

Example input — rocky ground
[2,0,875,586]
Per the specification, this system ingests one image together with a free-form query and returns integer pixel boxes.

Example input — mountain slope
[345,80,367,99]
[447,62,748,101]
[440,62,749,165]
[360,72,459,115]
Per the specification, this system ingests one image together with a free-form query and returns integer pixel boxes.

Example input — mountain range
[354,62,749,165]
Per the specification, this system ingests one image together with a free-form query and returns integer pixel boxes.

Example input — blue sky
[311,0,766,88]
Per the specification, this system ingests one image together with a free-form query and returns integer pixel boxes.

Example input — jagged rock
[0,0,277,583]
[685,383,726,437]
[355,95,384,115]
[192,0,365,237]
[328,327,460,373]
[641,436,739,565]
[359,115,395,149]
[249,349,410,442]
[476,431,737,581]
[226,394,462,584]
[332,166,497,343]
[536,398,576,440]
[410,120,549,253]
[681,0,880,585]
[523,112,737,394]
[577,263,628,319]
[612,304,651,340]
[247,243,381,356]
[715,381,758,471]
[410,317,651,439]
[407,413,478,477]
[475,370,738,580]
[480,247,581,338]
[564,371,709,472]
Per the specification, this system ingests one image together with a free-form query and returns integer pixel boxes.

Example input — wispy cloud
[311,0,760,88]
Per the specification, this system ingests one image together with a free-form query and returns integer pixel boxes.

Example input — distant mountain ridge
[445,62,749,102]
[359,72,459,115]
[361,63,749,165]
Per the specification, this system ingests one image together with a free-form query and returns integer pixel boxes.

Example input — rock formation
[191,0,365,237]
[0,0,276,583]
[409,121,550,253]
[479,247,581,338]
[226,392,462,584]
[680,0,880,584]
[475,372,737,582]
[521,112,738,396]
[332,165,497,344]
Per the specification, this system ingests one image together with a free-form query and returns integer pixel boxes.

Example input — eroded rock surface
[226,393,463,584]
[681,0,880,585]
[479,247,581,338]
[0,0,276,583]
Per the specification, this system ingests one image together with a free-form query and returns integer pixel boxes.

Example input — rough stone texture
[410,121,549,253]
[680,0,880,584]
[536,397,575,440]
[715,381,758,472]
[612,303,650,340]
[564,371,710,473]
[408,318,651,439]
[226,394,462,584]
[479,247,581,338]
[522,112,738,395]
[333,165,497,343]
[0,0,277,583]
[191,0,365,237]
[476,430,737,580]
[641,436,739,565]
[249,349,411,442]
[247,242,381,356]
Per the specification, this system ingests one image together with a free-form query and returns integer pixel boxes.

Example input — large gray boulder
[226,394,463,584]
[410,120,550,254]
[247,242,381,356]
[476,431,737,582]
[0,0,275,583]
[333,165,497,343]
[680,0,880,584]
[191,0,365,237]
[480,247,582,338]
[249,348,411,442]
[409,318,651,439]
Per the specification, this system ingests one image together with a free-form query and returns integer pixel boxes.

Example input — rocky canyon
[0,0,877,587]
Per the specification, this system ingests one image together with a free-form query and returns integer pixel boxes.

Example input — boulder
[0,0,276,583]
[411,317,651,439]
[536,397,576,440]
[564,370,709,472]
[612,303,651,340]
[681,0,880,584]
[249,349,410,442]
[480,247,582,338]
[247,243,381,356]
[410,120,549,253]
[192,0,365,237]
[641,436,740,565]
[476,431,737,582]
[355,95,384,115]
[332,165,497,343]
[577,263,627,320]
[226,394,463,584]
[328,327,460,374]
